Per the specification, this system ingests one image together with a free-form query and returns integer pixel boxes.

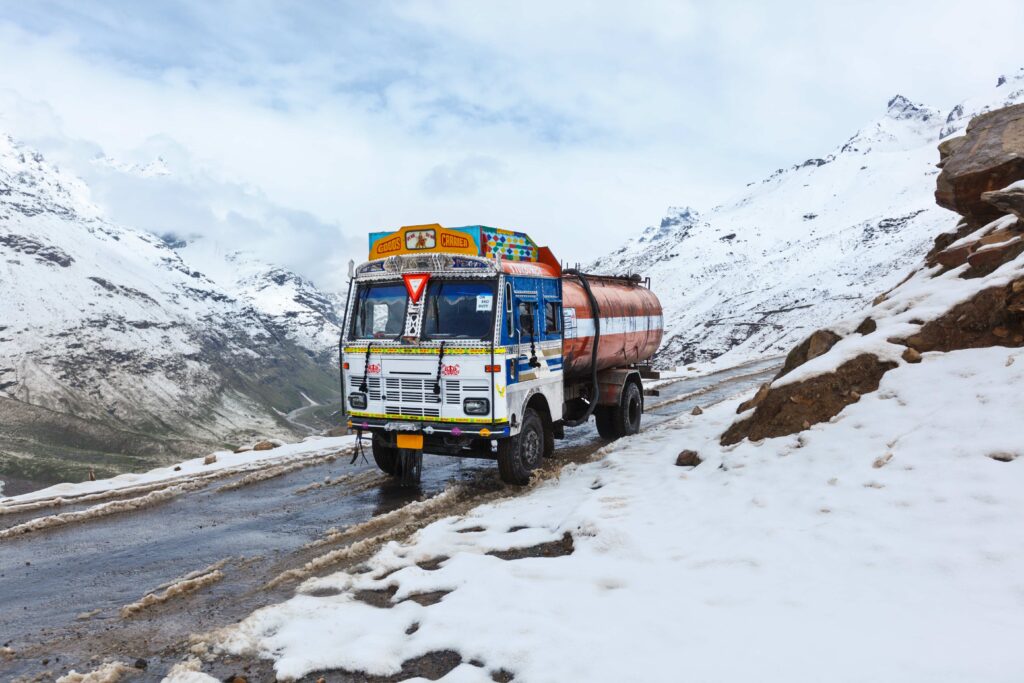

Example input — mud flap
[396,449,423,486]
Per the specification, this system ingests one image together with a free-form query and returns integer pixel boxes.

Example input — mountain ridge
[592,72,1024,367]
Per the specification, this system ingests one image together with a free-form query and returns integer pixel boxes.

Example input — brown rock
[931,242,975,269]
[203,454,218,465]
[901,347,922,363]
[936,134,967,169]
[721,354,898,445]
[326,425,349,437]
[736,382,771,414]
[926,220,977,262]
[935,103,1024,226]
[993,326,1010,338]
[690,405,703,416]
[253,440,277,451]
[894,281,1024,353]
[982,185,1024,221]
[854,317,877,335]
[964,236,1024,277]
[775,329,842,379]
[675,450,702,467]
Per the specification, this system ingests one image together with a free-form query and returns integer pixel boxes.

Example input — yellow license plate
[396,433,424,450]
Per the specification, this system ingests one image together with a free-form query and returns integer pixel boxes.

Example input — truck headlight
[349,392,367,409]
[463,398,490,415]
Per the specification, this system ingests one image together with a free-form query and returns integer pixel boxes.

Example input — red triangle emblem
[403,273,430,303]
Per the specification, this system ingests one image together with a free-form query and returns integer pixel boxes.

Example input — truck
[339,223,664,485]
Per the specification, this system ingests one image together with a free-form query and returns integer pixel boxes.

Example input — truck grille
[384,377,442,405]
[352,375,488,419]
[349,376,382,400]
[443,379,490,405]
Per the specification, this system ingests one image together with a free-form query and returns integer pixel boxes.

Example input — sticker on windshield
[476,294,494,312]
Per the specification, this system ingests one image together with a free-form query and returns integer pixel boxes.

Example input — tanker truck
[339,223,664,485]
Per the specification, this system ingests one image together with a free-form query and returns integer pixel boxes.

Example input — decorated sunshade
[368,223,542,263]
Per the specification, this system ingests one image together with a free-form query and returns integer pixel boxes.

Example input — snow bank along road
[0,357,779,682]
[210,347,1024,683]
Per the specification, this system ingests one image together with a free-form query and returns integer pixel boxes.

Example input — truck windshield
[422,280,496,340]
[350,283,408,339]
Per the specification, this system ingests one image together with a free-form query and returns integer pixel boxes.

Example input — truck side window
[505,282,514,336]
[544,301,560,334]
[517,301,536,336]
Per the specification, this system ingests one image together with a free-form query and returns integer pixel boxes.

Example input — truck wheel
[596,381,643,440]
[395,449,423,486]
[594,407,617,440]
[497,408,545,485]
[371,437,400,476]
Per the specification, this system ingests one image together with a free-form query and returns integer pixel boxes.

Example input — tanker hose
[561,269,600,428]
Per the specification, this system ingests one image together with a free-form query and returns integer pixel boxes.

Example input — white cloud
[0,1,1022,290]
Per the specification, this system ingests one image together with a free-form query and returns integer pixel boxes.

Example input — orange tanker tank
[561,273,664,379]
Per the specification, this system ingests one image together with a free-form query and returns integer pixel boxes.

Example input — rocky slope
[721,98,1024,445]
[593,69,1024,368]
[0,134,343,486]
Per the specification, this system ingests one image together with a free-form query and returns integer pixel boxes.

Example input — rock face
[935,104,1024,227]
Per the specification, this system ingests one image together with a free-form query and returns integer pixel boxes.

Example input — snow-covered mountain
[0,134,343,485]
[593,69,1024,367]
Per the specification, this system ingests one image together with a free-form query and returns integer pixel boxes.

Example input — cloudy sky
[0,0,1022,290]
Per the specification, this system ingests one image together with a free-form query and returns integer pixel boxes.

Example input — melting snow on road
[0,435,355,508]
[211,347,1024,682]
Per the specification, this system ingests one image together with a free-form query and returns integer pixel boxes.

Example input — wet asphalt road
[0,357,779,681]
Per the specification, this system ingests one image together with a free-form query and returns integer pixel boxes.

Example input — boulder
[252,440,277,451]
[736,382,770,414]
[675,450,702,467]
[690,405,703,416]
[203,454,217,465]
[901,347,922,363]
[775,329,842,379]
[935,103,1024,226]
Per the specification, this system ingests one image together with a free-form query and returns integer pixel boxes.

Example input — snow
[208,347,1024,682]
[0,435,354,507]
[592,73,1024,369]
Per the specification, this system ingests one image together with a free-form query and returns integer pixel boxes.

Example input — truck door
[503,276,543,379]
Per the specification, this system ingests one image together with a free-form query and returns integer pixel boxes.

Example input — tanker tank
[561,273,663,380]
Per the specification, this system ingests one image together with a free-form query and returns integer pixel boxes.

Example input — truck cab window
[351,283,407,339]
[422,280,496,340]
[517,301,537,337]
[544,301,560,335]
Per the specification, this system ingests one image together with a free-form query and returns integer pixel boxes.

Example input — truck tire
[594,407,616,440]
[372,437,400,476]
[497,408,545,485]
[596,381,643,440]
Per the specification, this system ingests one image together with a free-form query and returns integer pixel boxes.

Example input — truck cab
[340,223,662,485]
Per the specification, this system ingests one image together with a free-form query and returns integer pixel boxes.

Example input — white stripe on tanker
[565,312,664,339]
